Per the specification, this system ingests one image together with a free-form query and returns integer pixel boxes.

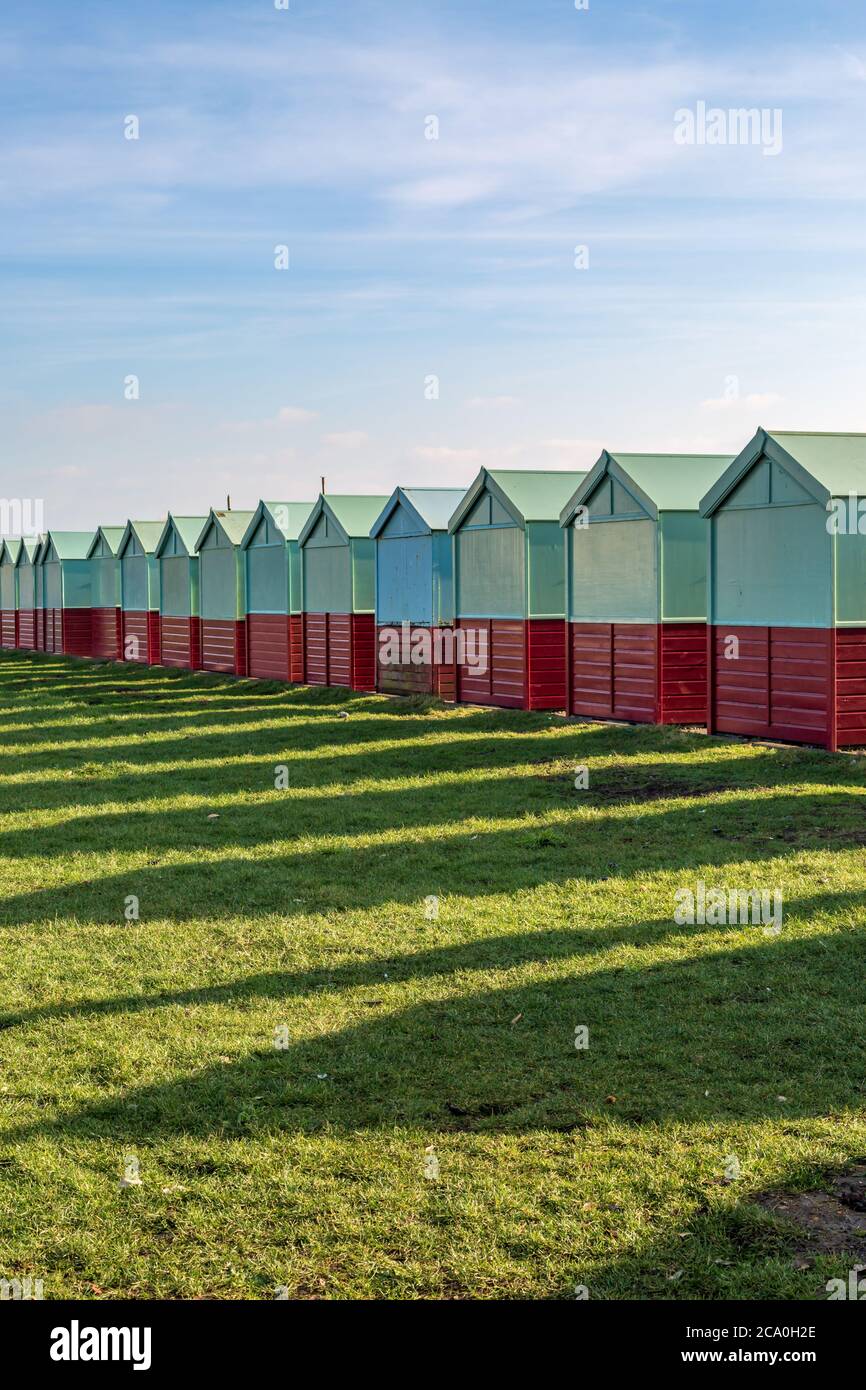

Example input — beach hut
[0,540,21,648]
[240,501,314,682]
[369,487,465,698]
[117,521,163,664]
[560,451,731,726]
[298,494,388,691]
[154,514,207,669]
[86,526,124,661]
[447,469,584,708]
[37,532,93,656]
[700,427,866,751]
[15,539,40,649]
[195,508,255,675]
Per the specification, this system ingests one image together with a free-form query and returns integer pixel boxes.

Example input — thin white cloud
[322,430,369,449]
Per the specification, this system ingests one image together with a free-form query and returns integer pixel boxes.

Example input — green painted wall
[0,561,15,609]
[526,521,566,618]
[289,541,302,614]
[200,544,241,620]
[835,530,866,624]
[44,561,62,608]
[161,556,192,617]
[63,561,92,608]
[710,503,831,628]
[456,525,524,618]
[568,517,657,623]
[659,512,707,621]
[303,544,352,613]
[92,556,120,608]
[17,563,34,609]
[432,531,454,625]
[351,537,376,613]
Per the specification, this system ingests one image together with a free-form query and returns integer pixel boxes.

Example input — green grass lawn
[2,648,866,1300]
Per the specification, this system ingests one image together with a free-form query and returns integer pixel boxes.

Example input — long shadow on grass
[0,779,864,926]
[3,932,865,1142]
[1,881,862,1033]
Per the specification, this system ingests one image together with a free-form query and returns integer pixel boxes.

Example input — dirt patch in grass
[753,1163,866,1261]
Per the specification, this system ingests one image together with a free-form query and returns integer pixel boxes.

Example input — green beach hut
[86,526,125,661]
[117,521,163,664]
[154,514,208,669]
[560,451,731,726]
[14,539,40,649]
[0,539,21,648]
[195,508,255,675]
[448,469,584,708]
[36,531,93,655]
[240,501,314,682]
[700,427,866,750]
[298,494,388,691]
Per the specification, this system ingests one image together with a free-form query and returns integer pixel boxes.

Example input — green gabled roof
[298,494,390,546]
[195,509,255,552]
[155,514,209,558]
[86,525,125,559]
[561,450,732,524]
[1,538,22,566]
[239,501,316,548]
[449,468,586,531]
[118,520,165,558]
[39,530,93,562]
[15,538,40,567]
[700,428,866,516]
[370,486,468,538]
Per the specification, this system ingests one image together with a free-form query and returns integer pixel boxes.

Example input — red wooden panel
[247,614,290,681]
[35,607,45,651]
[201,618,245,675]
[612,624,656,722]
[709,625,835,747]
[836,627,866,748]
[659,622,707,725]
[289,614,304,683]
[0,610,14,648]
[121,610,149,663]
[91,607,121,660]
[490,619,525,708]
[350,613,376,692]
[432,627,457,703]
[456,620,492,705]
[328,613,352,688]
[569,622,613,717]
[160,616,201,669]
[526,619,566,710]
[17,610,34,649]
[43,609,60,653]
[62,608,92,657]
[304,613,328,685]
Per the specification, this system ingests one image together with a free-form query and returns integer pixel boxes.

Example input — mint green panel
[771,461,813,505]
[381,507,418,537]
[161,556,191,617]
[465,494,491,527]
[569,518,657,622]
[44,562,62,608]
[305,512,341,548]
[63,561,91,608]
[587,479,612,516]
[122,554,148,611]
[0,565,14,608]
[660,512,707,621]
[288,541,302,614]
[835,530,866,624]
[200,546,238,620]
[611,479,644,516]
[725,460,770,508]
[351,538,376,613]
[93,556,119,607]
[304,544,352,612]
[18,565,34,608]
[432,531,454,624]
[526,522,566,617]
[711,505,831,627]
[247,544,287,614]
[35,567,43,609]
[148,555,160,610]
[456,526,524,618]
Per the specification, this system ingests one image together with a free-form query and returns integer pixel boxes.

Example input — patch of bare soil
[754,1163,866,1262]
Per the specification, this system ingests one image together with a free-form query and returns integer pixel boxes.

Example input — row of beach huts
[2,426,866,752]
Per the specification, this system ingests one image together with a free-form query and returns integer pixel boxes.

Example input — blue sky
[3,0,866,526]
